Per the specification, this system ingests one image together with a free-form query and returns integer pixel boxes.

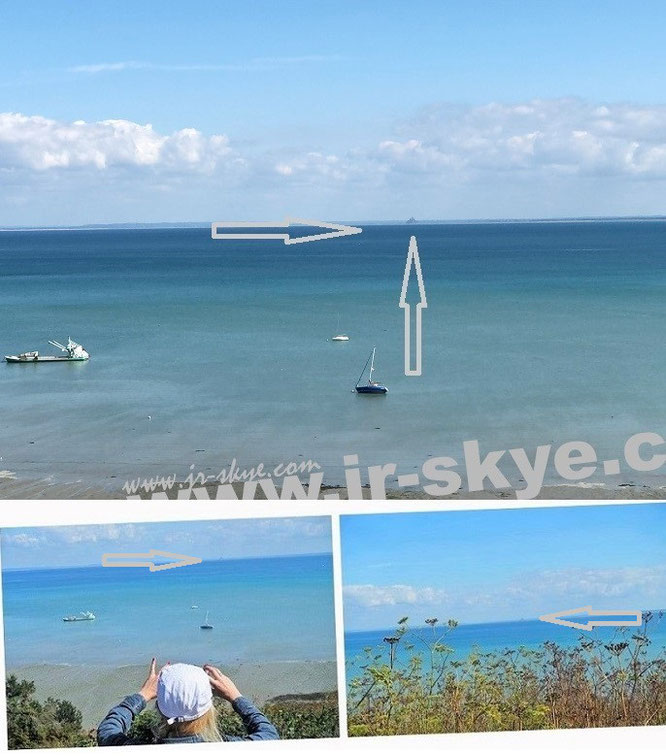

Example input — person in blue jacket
[97,658,279,745]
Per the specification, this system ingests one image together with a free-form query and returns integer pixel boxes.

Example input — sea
[2,220,666,494]
[345,615,666,677]
[1,554,336,668]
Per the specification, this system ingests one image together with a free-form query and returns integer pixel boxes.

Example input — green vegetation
[348,612,666,736]
[6,676,94,749]
[129,692,339,742]
[7,675,339,749]
[6,677,337,749]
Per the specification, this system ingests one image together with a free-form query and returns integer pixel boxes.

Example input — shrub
[6,676,93,749]
[348,612,666,736]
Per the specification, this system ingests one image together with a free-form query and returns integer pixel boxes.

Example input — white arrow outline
[539,605,642,631]
[101,549,202,572]
[211,217,362,245]
[399,236,427,376]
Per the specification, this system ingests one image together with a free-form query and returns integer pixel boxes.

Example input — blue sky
[341,504,666,630]
[0,517,331,569]
[2,1,666,224]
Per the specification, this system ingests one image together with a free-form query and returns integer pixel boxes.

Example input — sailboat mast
[369,347,376,380]
[355,350,373,388]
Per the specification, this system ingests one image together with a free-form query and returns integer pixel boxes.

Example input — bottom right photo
[341,503,666,736]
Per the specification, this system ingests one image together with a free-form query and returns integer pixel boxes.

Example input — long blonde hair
[156,707,222,742]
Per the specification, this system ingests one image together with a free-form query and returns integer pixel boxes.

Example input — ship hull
[5,356,89,363]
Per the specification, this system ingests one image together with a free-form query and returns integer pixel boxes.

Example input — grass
[347,611,666,736]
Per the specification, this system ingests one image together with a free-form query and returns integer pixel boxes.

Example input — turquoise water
[345,615,666,676]
[1,555,336,667]
[2,221,666,492]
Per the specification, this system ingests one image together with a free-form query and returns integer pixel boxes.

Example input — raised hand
[203,665,242,702]
[138,657,160,702]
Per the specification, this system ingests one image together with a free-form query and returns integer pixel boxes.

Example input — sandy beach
[8,660,337,729]
[1,473,665,500]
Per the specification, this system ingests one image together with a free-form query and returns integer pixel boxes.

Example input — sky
[0,516,331,569]
[2,1,666,224]
[341,504,666,630]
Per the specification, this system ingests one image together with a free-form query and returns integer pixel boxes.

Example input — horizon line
[1,551,332,572]
[345,609,664,635]
[2,214,666,232]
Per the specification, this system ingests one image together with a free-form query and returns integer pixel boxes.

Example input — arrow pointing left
[101,549,202,572]
[211,217,362,245]
[539,605,642,631]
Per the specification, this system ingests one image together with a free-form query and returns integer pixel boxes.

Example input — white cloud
[506,565,666,601]
[2,532,43,547]
[4,98,666,224]
[272,151,351,182]
[0,113,233,173]
[208,517,329,541]
[67,56,344,75]
[344,565,666,620]
[69,62,145,74]
[1,518,331,569]
[49,524,143,544]
[344,584,447,608]
[272,99,666,182]
[5,99,666,183]
[380,99,666,178]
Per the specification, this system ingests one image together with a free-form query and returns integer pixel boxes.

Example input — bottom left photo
[0,516,339,749]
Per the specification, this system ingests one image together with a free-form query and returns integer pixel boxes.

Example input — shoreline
[2,473,665,500]
[8,660,337,729]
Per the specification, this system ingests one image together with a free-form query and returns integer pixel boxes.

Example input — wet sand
[1,473,665,500]
[8,660,337,729]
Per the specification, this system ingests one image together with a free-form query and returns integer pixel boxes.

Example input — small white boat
[6,338,90,363]
[331,314,349,342]
[63,611,96,622]
[200,611,214,630]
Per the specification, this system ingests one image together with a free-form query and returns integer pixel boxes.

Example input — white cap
[157,663,213,724]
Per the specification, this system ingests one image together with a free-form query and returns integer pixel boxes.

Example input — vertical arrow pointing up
[399,236,427,376]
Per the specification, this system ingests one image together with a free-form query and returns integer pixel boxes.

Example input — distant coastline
[345,610,666,636]
[2,215,666,231]
[1,552,332,572]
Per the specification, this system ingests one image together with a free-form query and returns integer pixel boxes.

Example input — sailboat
[355,347,388,394]
[200,611,214,630]
[331,314,349,342]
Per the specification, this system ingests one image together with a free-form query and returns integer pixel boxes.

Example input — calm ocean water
[345,615,666,676]
[1,554,336,667]
[2,221,666,492]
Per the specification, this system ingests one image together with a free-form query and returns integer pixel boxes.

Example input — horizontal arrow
[101,549,202,572]
[539,605,642,631]
[211,217,362,245]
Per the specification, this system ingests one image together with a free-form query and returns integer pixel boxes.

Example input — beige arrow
[101,549,202,572]
[211,217,362,245]
[399,236,427,376]
[539,605,642,631]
